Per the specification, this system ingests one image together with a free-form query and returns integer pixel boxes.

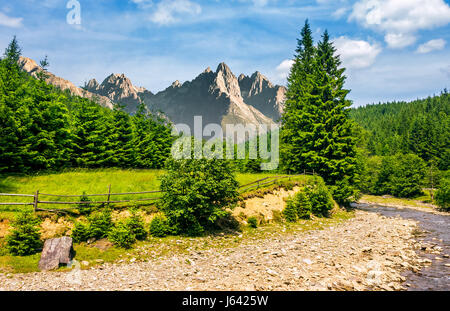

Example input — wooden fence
[0,172,315,214]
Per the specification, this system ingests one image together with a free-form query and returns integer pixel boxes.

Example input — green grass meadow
[0,169,308,217]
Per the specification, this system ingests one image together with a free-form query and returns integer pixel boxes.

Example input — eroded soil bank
[0,209,425,291]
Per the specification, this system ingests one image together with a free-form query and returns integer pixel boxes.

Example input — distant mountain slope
[85,74,153,113]
[238,71,286,122]
[18,57,114,109]
[146,63,275,137]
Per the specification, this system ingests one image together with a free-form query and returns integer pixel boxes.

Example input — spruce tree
[104,104,134,167]
[72,100,110,167]
[281,23,359,205]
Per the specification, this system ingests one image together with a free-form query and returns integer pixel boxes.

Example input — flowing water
[356,203,449,291]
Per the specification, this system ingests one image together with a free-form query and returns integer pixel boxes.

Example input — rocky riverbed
[0,209,427,291]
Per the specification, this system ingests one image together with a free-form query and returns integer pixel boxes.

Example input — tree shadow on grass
[0,176,18,193]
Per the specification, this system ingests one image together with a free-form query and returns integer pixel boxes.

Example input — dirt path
[0,210,425,291]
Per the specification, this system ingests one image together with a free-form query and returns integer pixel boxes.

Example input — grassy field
[360,190,435,208]
[0,169,302,211]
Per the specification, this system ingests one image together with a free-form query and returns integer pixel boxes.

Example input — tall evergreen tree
[104,104,135,167]
[281,23,359,205]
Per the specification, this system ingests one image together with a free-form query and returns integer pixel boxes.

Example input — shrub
[71,221,90,243]
[305,178,334,217]
[108,222,136,249]
[158,158,240,236]
[6,210,43,256]
[435,177,449,211]
[330,177,361,206]
[87,209,114,239]
[282,198,298,222]
[375,154,426,198]
[78,192,94,215]
[125,209,148,240]
[284,191,312,222]
[149,214,170,237]
[247,216,258,228]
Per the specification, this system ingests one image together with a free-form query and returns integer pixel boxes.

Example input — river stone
[38,237,73,271]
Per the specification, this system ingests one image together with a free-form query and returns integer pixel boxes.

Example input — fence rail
[0,172,315,213]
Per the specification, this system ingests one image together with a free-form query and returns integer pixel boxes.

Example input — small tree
[435,177,449,211]
[78,192,93,215]
[125,209,147,240]
[376,154,426,198]
[6,210,43,256]
[108,222,136,249]
[149,214,170,237]
[86,209,114,239]
[158,158,240,236]
[305,178,334,217]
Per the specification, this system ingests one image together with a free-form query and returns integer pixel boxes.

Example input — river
[356,203,449,291]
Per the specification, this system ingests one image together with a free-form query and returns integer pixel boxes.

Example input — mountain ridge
[19,56,286,141]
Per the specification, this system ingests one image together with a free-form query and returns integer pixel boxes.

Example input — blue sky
[1,0,450,106]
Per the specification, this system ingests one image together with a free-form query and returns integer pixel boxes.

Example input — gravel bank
[0,210,425,291]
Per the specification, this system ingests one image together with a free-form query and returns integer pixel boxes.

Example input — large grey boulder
[38,237,74,271]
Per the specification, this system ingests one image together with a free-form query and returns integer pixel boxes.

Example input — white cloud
[417,39,446,54]
[275,59,294,79]
[332,7,349,19]
[150,0,201,25]
[333,36,382,69]
[384,33,416,49]
[350,0,450,49]
[0,12,23,28]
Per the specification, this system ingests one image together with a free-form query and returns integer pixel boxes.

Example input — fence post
[107,184,111,207]
[33,190,39,212]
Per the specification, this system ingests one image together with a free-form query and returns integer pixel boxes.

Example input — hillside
[350,92,450,169]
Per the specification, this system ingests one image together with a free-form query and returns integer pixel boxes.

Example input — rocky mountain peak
[171,80,181,88]
[85,78,99,91]
[216,62,232,74]
[213,62,242,99]
[18,56,113,109]
[238,70,286,122]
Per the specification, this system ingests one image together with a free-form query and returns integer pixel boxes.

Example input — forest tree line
[351,92,449,170]
[0,37,174,174]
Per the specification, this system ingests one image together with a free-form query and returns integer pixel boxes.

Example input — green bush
[330,177,361,206]
[125,209,148,240]
[87,209,114,239]
[282,199,298,222]
[78,192,94,215]
[71,221,91,243]
[435,177,449,211]
[283,191,312,222]
[247,216,258,228]
[375,154,426,198]
[149,214,170,237]
[158,158,240,236]
[6,210,43,256]
[305,178,334,217]
[108,222,136,249]
[71,209,114,242]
